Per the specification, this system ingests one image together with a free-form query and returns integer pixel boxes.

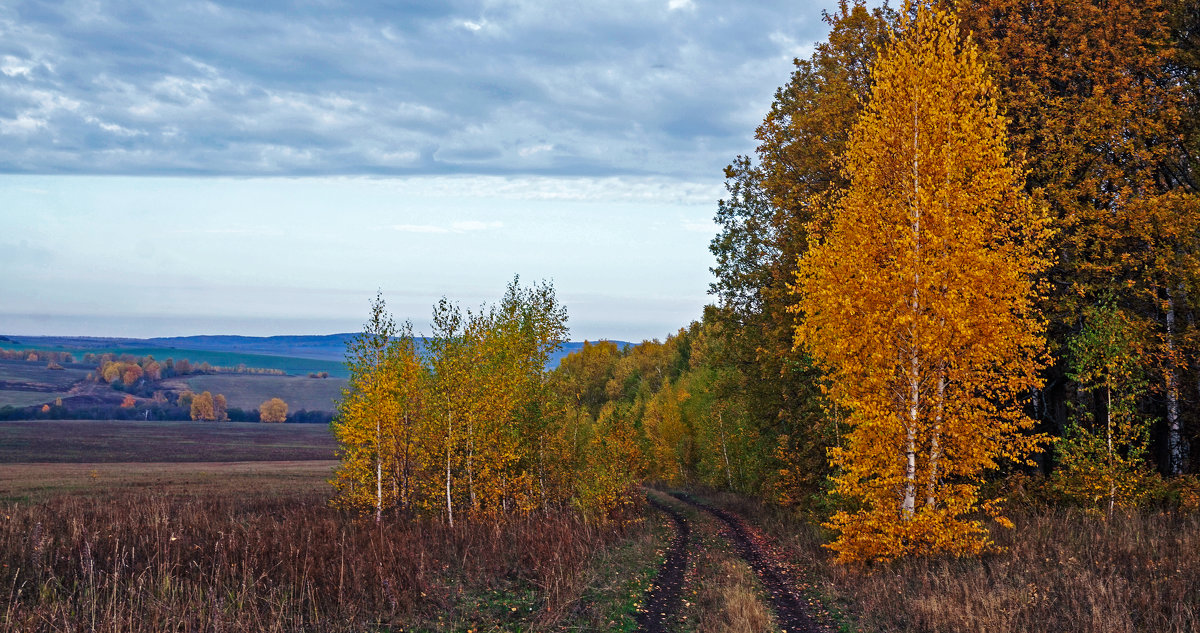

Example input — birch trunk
[902,99,920,521]
[375,414,383,523]
[445,411,454,527]
[926,367,945,508]
[1166,287,1184,475]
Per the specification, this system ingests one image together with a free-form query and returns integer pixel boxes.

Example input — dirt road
[637,495,692,633]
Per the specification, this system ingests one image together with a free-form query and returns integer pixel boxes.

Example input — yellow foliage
[259,398,288,423]
[793,3,1049,564]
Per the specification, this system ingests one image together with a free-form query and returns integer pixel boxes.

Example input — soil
[671,492,828,633]
[638,495,692,633]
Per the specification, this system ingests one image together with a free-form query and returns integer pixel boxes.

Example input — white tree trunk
[1166,287,1184,475]
[445,411,454,527]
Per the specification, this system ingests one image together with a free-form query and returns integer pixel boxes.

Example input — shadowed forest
[3,0,1200,631]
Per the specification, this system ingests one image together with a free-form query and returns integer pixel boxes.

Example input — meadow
[706,491,1200,633]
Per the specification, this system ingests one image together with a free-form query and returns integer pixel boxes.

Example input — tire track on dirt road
[637,494,691,633]
[670,492,827,633]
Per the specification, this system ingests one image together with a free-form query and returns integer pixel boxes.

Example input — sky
[0,0,847,342]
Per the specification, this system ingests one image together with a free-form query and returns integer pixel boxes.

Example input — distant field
[0,389,71,408]
[172,374,346,411]
[0,420,335,463]
[0,359,91,388]
[0,343,348,377]
[0,359,91,407]
[0,460,335,503]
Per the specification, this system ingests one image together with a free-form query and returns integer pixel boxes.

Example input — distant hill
[2,334,633,373]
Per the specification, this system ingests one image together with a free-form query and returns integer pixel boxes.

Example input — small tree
[213,393,228,422]
[190,391,215,421]
[1055,301,1159,513]
[260,398,288,423]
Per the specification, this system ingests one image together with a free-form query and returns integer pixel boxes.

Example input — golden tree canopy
[793,2,1050,564]
[260,398,288,423]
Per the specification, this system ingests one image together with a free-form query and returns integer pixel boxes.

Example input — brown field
[166,373,347,412]
[0,420,335,463]
[0,460,336,503]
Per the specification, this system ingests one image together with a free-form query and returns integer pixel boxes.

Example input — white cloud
[668,0,695,10]
[1,55,34,77]
[518,143,554,157]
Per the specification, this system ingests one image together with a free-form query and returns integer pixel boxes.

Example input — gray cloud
[0,0,838,179]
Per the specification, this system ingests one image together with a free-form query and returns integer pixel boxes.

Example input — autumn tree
[330,293,421,521]
[793,3,1050,563]
[213,393,228,422]
[955,0,1200,475]
[260,398,288,423]
[190,391,216,421]
[708,0,895,503]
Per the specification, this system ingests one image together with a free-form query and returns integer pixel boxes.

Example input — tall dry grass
[716,491,1200,633]
[0,491,634,632]
[834,507,1200,633]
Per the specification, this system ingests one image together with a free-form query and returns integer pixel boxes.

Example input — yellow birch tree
[793,3,1051,563]
[331,292,404,521]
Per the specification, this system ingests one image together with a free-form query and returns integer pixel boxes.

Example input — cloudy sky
[1,0,846,341]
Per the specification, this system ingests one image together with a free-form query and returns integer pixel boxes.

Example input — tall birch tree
[794,3,1051,563]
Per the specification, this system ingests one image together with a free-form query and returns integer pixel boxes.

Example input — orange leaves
[794,3,1048,564]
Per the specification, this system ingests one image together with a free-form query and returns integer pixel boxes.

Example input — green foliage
[1055,301,1161,510]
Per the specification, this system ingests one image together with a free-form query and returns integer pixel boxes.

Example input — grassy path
[671,491,830,633]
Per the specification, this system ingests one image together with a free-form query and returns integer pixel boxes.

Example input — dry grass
[0,482,639,632]
[834,507,1200,633]
[695,558,775,633]
[712,492,1200,633]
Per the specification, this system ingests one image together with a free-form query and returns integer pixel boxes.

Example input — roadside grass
[171,373,348,412]
[0,420,335,463]
[650,490,778,633]
[704,491,1200,633]
[560,502,669,632]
